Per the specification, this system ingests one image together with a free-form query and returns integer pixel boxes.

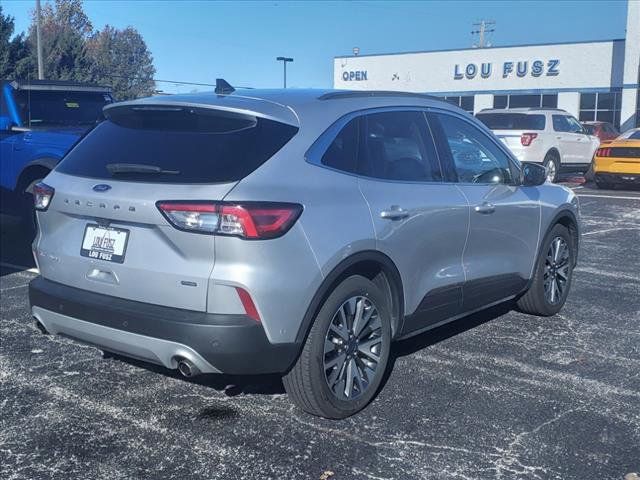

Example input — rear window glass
[13,90,112,127]
[476,113,545,131]
[56,107,299,183]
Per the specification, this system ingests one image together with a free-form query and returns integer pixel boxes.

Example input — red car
[582,121,619,142]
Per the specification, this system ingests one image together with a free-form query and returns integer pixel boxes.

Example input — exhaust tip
[177,358,200,378]
[34,318,49,335]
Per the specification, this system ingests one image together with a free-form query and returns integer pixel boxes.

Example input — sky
[1,0,630,93]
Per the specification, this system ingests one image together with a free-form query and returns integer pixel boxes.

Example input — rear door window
[358,111,442,182]
[552,115,571,132]
[56,106,299,183]
[476,113,545,130]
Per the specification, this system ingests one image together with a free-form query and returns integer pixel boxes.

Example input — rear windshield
[13,90,112,127]
[56,107,299,183]
[476,113,546,131]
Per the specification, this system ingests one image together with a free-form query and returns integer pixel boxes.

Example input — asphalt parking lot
[1,180,639,480]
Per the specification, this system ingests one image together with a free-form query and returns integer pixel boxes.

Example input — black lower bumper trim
[595,172,640,184]
[29,276,300,375]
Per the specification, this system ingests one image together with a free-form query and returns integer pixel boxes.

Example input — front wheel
[517,224,575,316]
[283,275,392,419]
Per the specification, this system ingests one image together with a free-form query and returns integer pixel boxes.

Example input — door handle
[474,202,495,214]
[380,206,409,220]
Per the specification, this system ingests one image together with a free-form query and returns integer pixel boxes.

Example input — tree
[87,25,156,100]
[26,0,94,81]
[2,0,156,99]
[0,5,33,79]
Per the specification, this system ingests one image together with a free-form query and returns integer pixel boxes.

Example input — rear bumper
[29,276,301,375]
[595,172,640,184]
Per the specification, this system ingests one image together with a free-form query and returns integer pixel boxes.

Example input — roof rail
[319,90,439,101]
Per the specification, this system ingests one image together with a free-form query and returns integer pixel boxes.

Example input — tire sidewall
[307,275,392,418]
[544,152,560,183]
[533,224,575,315]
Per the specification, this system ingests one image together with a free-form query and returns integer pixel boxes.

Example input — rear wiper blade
[106,163,180,175]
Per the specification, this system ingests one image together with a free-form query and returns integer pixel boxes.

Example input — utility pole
[471,20,495,48]
[276,56,293,88]
[36,0,44,79]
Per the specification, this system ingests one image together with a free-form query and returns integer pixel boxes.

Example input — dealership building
[333,0,639,130]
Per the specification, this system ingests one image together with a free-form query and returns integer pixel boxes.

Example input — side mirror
[520,162,547,186]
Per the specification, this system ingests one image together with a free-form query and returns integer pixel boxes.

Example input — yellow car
[593,128,640,189]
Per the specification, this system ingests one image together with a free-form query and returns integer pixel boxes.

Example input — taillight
[520,132,538,146]
[157,201,303,239]
[33,182,55,211]
[597,147,611,157]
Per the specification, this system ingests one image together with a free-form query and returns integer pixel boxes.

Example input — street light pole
[36,0,44,79]
[276,56,293,88]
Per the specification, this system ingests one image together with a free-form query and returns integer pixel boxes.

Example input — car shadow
[0,214,36,275]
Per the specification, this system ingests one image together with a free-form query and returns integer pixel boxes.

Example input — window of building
[636,88,640,128]
[492,94,558,109]
[443,96,475,114]
[579,92,622,128]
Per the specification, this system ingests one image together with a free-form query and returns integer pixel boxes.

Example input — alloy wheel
[323,296,383,400]
[543,236,570,304]
[546,159,557,182]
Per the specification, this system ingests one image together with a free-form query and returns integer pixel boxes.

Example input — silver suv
[29,88,580,419]
[476,108,600,182]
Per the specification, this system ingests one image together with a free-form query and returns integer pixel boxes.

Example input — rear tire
[517,224,575,316]
[595,180,614,190]
[543,152,560,183]
[283,275,392,419]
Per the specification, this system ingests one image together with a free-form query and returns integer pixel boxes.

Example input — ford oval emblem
[93,184,112,192]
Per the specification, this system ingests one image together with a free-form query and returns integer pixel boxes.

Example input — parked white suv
[476,108,600,182]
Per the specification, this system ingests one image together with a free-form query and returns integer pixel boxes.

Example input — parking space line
[0,284,28,292]
[582,227,640,236]
[577,194,640,201]
[0,262,39,274]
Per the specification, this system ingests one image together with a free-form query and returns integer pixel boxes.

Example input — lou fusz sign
[453,60,560,80]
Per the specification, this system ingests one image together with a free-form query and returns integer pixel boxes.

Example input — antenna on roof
[215,78,235,95]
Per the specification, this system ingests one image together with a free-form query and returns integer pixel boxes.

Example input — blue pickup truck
[1,80,113,230]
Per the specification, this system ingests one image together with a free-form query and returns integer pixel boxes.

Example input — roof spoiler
[215,78,235,95]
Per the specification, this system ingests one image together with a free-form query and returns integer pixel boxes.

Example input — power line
[471,20,495,48]
[103,74,253,89]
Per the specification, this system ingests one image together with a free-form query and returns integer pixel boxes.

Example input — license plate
[80,224,129,263]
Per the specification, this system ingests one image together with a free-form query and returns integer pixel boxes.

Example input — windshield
[619,130,640,140]
[476,113,546,131]
[582,124,596,134]
[14,90,113,128]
